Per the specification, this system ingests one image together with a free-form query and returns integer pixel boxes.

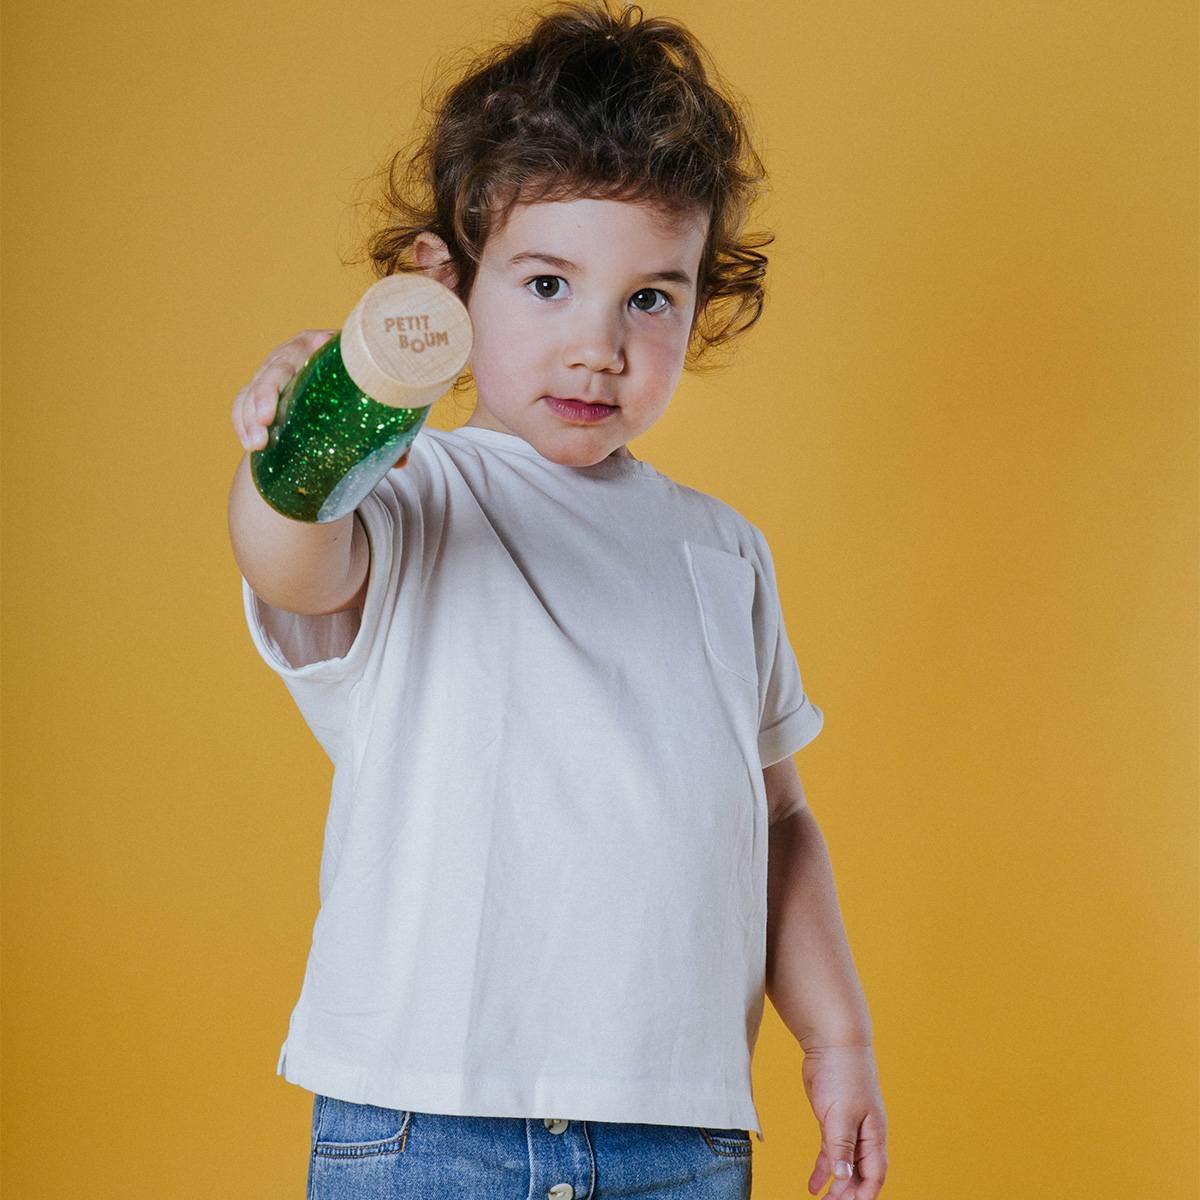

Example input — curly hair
[361,1,771,367]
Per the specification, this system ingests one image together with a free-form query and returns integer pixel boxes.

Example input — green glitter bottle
[251,274,472,523]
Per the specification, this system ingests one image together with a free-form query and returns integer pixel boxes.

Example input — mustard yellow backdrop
[2,0,1195,1195]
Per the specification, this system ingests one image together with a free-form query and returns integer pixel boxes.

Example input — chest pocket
[686,542,758,685]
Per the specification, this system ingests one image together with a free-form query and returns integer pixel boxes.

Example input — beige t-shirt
[244,425,823,1138]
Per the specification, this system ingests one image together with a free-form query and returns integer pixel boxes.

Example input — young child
[229,4,887,1197]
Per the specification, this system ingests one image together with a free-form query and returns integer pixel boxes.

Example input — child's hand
[231,329,337,452]
[802,1044,888,1199]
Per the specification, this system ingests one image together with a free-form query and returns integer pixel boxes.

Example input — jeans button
[548,1187,574,1200]
[544,1118,569,1134]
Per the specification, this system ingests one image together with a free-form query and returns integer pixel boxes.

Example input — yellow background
[3,0,1195,1195]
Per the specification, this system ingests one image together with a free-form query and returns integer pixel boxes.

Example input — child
[229,3,887,1197]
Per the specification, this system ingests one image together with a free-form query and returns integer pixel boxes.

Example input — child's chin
[534,434,621,469]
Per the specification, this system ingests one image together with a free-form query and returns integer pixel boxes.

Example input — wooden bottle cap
[340,273,473,409]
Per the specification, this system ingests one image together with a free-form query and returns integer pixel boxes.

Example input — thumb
[809,1123,858,1194]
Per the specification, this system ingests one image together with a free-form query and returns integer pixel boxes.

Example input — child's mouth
[544,397,617,424]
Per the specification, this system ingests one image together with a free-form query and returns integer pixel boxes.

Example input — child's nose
[563,308,624,373]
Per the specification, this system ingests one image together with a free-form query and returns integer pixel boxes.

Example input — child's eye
[629,288,669,313]
[528,275,567,299]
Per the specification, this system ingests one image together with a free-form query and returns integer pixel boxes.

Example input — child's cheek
[646,324,690,385]
[471,324,534,404]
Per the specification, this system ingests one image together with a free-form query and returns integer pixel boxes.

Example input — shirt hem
[277,1045,764,1140]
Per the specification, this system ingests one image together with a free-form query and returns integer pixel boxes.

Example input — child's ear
[413,232,458,291]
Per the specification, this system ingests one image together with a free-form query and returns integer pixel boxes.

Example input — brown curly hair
[362,0,771,367]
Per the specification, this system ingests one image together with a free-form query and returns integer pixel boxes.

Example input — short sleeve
[241,485,399,759]
[750,527,824,767]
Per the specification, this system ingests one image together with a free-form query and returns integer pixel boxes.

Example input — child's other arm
[228,330,370,615]
[764,756,888,1200]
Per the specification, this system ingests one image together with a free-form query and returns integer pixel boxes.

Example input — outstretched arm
[228,329,370,616]
[764,756,888,1199]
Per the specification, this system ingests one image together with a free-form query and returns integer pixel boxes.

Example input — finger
[251,378,281,424]
[287,327,336,352]
[824,1165,856,1200]
[233,383,272,451]
[827,1146,887,1200]
[254,329,333,389]
[232,369,284,451]
[232,388,271,451]
[250,329,335,409]
[849,1131,888,1200]
[812,1121,860,1199]
[232,385,270,452]
[232,386,250,448]
[251,357,300,398]
[827,1139,858,1192]
[811,1156,830,1195]
[808,1149,851,1195]
[393,450,410,470]
[276,327,336,367]
[234,330,336,450]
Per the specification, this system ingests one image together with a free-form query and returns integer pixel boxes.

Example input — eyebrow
[507,251,694,288]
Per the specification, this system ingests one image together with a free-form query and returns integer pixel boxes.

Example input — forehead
[484,197,708,266]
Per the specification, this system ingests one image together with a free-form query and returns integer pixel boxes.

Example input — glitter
[251,333,429,523]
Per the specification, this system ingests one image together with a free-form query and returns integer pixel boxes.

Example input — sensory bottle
[252,273,472,522]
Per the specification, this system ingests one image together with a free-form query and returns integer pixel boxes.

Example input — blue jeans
[307,1096,753,1199]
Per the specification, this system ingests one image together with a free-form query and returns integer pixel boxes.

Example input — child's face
[463,197,707,466]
